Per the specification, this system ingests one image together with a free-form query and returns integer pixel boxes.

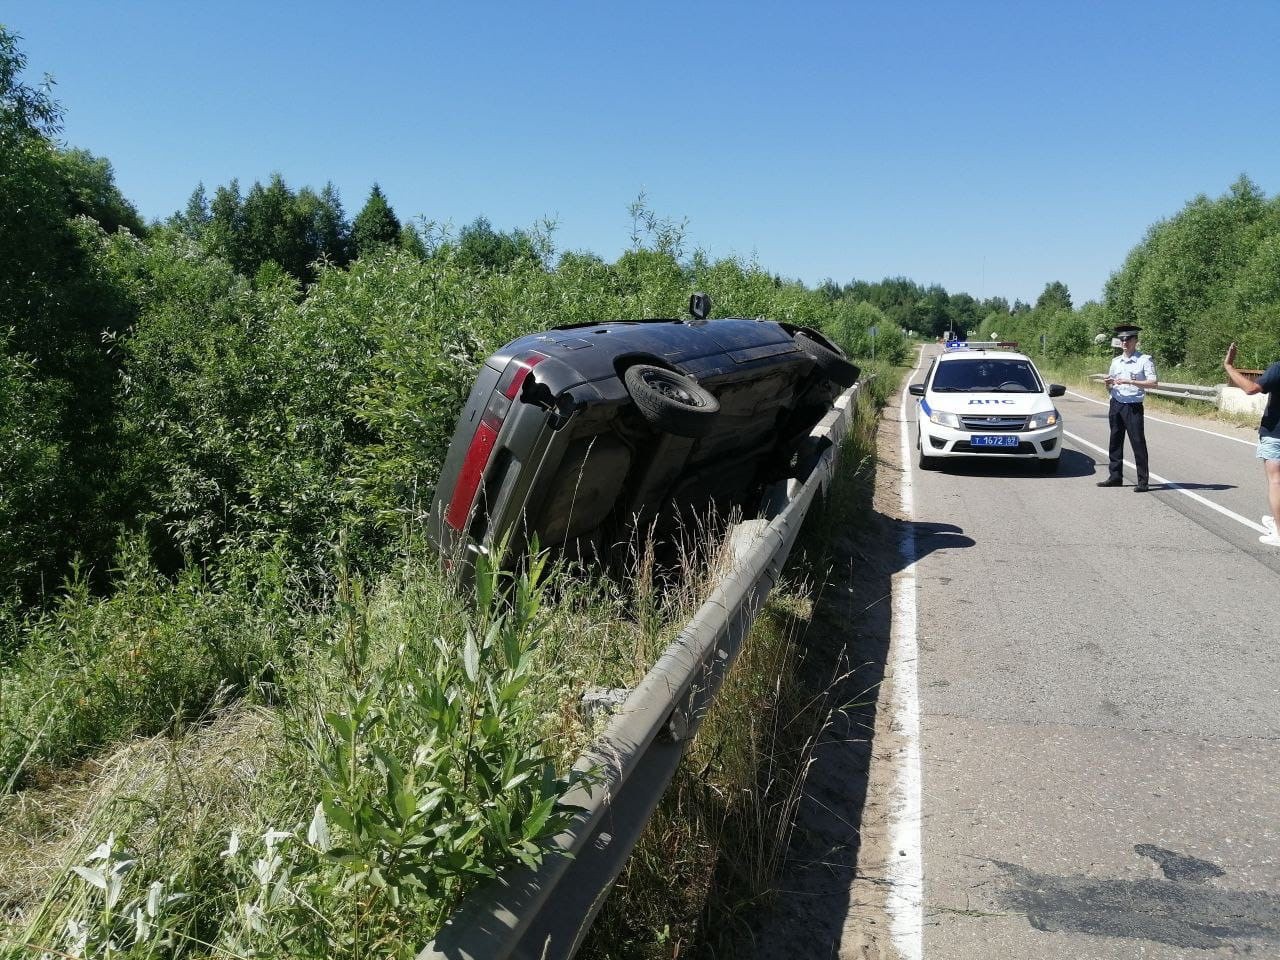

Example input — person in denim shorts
[1224,342,1280,546]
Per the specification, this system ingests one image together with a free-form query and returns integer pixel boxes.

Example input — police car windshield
[931,358,1041,393]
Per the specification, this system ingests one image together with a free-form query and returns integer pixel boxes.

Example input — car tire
[1039,457,1061,475]
[794,330,861,388]
[623,364,720,438]
[917,436,940,471]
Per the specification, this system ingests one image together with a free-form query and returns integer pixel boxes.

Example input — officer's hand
[1225,342,1238,367]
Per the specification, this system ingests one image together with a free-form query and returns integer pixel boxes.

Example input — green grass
[0,545,643,958]
[576,377,890,959]
[0,373,893,960]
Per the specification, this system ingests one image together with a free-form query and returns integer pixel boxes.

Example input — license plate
[971,434,1018,447]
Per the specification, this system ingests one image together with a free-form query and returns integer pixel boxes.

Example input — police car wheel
[623,364,720,438]
[917,437,940,471]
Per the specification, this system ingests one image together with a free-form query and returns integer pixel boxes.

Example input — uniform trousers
[1107,399,1148,484]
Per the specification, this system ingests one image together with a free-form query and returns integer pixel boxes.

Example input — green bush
[0,540,291,788]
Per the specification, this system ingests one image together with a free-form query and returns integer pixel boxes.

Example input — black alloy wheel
[623,364,720,438]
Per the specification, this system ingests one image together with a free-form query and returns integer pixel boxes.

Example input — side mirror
[1048,384,1066,397]
[908,383,925,396]
[688,292,711,321]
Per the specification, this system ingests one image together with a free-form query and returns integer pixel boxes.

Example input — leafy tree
[840,277,929,333]
[52,147,144,235]
[828,300,902,361]
[298,182,352,267]
[175,178,352,282]
[0,28,131,604]
[241,174,310,280]
[918,285,952,337]
[1104,175,1277,372]
[984,296,1009,314]
[170,182,211,239]
[817,278,842,301]
[351,183,401,258]
[399,221,428,259]
[948,291,981,335]
[1034,281,1072,313]
[454,216,538,272]
[0,27,59,135]
[207,179,249,273]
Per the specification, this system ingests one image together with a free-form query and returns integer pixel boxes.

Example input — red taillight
[497,352,547,398]
[444,419,500,531]
[443,352,547,532]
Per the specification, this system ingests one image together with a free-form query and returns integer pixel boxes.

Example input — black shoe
[1133,483,1149,493]
[1096,478,1122,487]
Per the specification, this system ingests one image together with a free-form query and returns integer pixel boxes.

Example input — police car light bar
[944,340,1020,351]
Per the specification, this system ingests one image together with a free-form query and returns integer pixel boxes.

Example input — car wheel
[917,436,940,471]
[1039,457,1061,475]
[623,364,720,438]
[794,330,861,388]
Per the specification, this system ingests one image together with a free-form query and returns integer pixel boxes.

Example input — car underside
[428,300,859,576]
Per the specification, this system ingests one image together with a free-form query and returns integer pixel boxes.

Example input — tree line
[5,21,1279,624]
[5,26,905,620]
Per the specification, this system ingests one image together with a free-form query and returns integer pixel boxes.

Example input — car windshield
[931,358,1042,393]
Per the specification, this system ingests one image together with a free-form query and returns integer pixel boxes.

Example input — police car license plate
[971,435,1018,447]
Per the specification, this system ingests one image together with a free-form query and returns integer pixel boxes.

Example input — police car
[909,341,1066,473]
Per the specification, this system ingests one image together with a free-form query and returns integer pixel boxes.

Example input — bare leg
[1267,459,1280,530]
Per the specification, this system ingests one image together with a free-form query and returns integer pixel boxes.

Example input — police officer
[1097,324,1158,492]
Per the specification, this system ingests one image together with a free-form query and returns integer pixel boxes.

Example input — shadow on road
[928,447,1096,479]
[914,520,976,549]
[736,493,969,958]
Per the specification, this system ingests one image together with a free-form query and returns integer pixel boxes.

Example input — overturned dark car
[427,295,860,572]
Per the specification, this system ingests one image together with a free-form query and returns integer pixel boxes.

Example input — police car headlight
[929,409,962,429]
[1027,410,1059,430]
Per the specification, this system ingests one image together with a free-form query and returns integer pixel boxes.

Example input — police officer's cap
[1113,325,1141,339]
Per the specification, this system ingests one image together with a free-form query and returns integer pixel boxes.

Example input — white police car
[909,341,1066,473]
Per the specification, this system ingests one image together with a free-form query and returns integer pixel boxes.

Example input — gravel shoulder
[742,378,912,960]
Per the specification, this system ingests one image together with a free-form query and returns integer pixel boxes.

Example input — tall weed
[0,541,291,790]
[2,552,590,958]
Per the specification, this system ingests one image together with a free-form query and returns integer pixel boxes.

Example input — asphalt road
[900,345,1280,958]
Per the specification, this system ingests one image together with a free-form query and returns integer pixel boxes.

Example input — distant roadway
[882,343,1280,958]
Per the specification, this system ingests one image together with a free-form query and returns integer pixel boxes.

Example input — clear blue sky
[9,1,1279,305]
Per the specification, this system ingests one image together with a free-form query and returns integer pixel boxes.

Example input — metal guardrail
[418,381,865,960]
[1089,375,1220,403]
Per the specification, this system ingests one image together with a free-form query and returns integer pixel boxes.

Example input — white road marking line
[883,350,924,960]
[1065,389,1256,446]
[1063,429,1268,533]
